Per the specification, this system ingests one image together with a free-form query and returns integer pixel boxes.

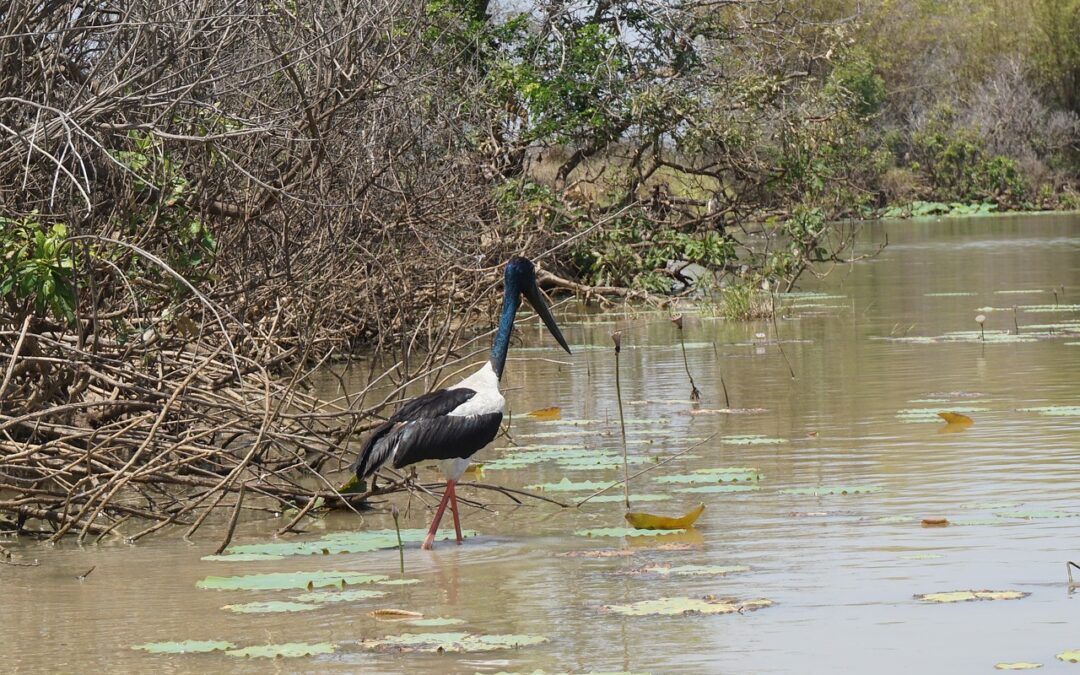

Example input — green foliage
[1029,0,1080,112]
[0,217,77,323]
[828,53,886,118]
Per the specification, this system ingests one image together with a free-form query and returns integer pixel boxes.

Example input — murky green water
[6,214,1080,673]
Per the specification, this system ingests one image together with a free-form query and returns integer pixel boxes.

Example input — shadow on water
[5,213,1080,673]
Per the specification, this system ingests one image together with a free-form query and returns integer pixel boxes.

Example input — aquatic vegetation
[721,435,787,445]
[779,486,882,496]
[213,529,472,559]
[994,662,1043,670]
[1017,406,1080,417]
[604,596,772,616]
[589,494,671,503]
[622,564,750,577]
[575,527,686,538]
[1058,650,1080,663]
[369,608,424,620]
[222,601,319,614]
[653,468,761,484]
[914,590,1029,603]
[673,485,760,494]
[996,510,1080,519]
[526,478,618,492]
[292,589,386,603]
[526,406,562,420]
[624,503,705,530]
[407,617,466,627]
[196,571,387,591]
[896,407,989,422]
[226,643,336,659]
[132,640,236,654]
[357,632,547,653]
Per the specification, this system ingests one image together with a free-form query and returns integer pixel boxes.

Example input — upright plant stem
[611,331,630,510]
[672,315,701,401]
[391,505,404,575]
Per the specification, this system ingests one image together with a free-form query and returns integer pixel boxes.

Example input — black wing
[354,388,497,478]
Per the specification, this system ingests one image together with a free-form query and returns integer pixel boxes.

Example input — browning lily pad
[358,632,547,653]
[226,643,336,659]
[604,596,772,616]
[222,601,319,614]
[197,571,387,591]
[779,486,882,496]
[896,407,989,422]
[132,640,236,654]
[914,590,1029,603]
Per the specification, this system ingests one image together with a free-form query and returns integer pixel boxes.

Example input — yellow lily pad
[914,590,1029,603]
[604,596,772,616]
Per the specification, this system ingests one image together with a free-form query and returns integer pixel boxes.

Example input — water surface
[5,214,1080,673]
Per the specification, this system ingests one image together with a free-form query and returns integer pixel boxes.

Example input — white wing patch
[448,362,505,417]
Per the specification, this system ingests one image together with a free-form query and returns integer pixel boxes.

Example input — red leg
[421,483,453,550]
[447,480,463,544]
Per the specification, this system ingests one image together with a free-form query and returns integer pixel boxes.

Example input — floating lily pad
[407,617,467,627]
[914,590,1029,603]
[1020,304,1080,312]
[721,435,787,445]
[216,529,473,558]
[292,589,386,603]
[200,553,284,562]
[226,643,336,659]
[378,578,421,586]
[526,478,618,492]
[995,289,1045,295]
[197,571,387,591]
[960,502,1021,510]
[996,510,1080,519]
[604,596,772,616]
[899,553,943,560]
[132,640,236,654]
[627,564,750,577]
[358,632,547,653]
[589,494,672,503]
[575,527,686,538]
[1017,406,1080,417]
[924,292,978,297]
[222,601,319,614]
[673,485,761,494]
[1058,651,1080,663]
[896,407,989,422]
[877,516,916,524]
[779,486,882,496]
[654,468,760,484]
[995,663,1042,670]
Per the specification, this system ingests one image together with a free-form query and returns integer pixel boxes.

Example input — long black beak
[524,283,571,354]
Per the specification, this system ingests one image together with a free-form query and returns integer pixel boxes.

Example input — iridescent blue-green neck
[490,279,521,380]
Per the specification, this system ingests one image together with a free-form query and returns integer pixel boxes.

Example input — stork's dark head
[505,256,571,354]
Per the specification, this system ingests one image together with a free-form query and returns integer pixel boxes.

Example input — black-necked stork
[353,257,571,550]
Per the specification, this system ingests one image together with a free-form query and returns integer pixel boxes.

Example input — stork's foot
[421,480,454,551]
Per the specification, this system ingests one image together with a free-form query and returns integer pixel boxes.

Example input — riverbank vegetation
[1,0,1078,539]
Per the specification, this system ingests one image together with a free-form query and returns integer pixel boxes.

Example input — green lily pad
[995,662,1042,670]
[526,478,618,492]
[923,292,978,297]
[877,516,916,524]
[197,571,387,591]
[995,289,1045,294]
[721,435,787,445]
[217,529,473,558]
[899,553,943,560]
[779,486,882,496]
[914,590,1029,603]
[630,564,750,577]
[948,518,1003,526]
[895,407,989,422]
[960,502,1021,510]
[654,468,760,484]
[358,632,547,653]
[673,485,761,494]
[604,596,773,616]
[293,589,386,603]
[589,493,671,503]
[1057,651,1080,663]
[1020,304,1080,312]
[407,617,467,627]
[200,553,284,562]
[132,640,236,654]
[222,601,319,614]
[575,527,685,538]
[226,643,336,659]
[378,578,421,586]
[996,510,1080,519]
[1017,406,1080,417]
